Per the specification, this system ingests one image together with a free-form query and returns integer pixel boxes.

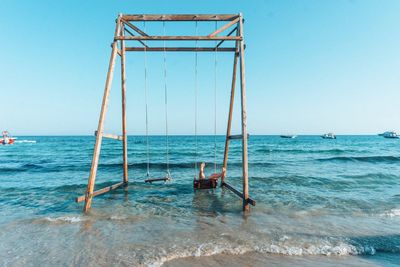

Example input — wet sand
[163,252,381,267]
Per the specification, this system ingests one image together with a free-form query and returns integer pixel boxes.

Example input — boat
[379,131,399,139]
[280,135,297,139]
[1,131,16,145]
[321,133,336,139]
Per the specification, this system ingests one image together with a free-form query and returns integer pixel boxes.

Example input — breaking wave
[141,240,381,267]
[257,148,350,154]
[381,209,400,218]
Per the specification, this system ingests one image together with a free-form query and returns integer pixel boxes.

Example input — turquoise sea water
[0,135,399,266]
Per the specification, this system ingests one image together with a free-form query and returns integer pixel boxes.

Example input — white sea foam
[147,242,253,267]
[380,209,400,217]
[145,241,376,267]
[44,216,83,223]
[15,140,36,143]
[109,215,128,220]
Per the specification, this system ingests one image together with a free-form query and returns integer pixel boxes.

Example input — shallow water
[0,135,399,266]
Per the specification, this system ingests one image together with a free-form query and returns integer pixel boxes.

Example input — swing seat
[145,177,171,183]
[193,178,218,189]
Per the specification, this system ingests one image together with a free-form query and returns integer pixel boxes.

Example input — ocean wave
[318,156,400,163]
[257,148,349,154]
[380,209,400,217]
[148,241,378,267]
[0,163,46,173]
[0,161,273,174]
[14,140,36,143]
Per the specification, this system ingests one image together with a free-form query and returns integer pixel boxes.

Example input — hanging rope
[163,21,171,179]
[194,21,199,179]
[214,21,218,174]
[144,21,150,178]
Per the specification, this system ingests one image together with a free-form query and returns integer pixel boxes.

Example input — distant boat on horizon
[280,135,297,139]
[321,133,336,139]
[1,131,16,145]
[379,131,399,139]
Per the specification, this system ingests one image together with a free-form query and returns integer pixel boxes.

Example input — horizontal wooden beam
[222,182,256,206]
[215,27,238,49]
[125,47,235,52]
[94,130,123,141]
[115,36,242,41]
[75,181,126,203]
[124,28,149,48]
[145,177,171,183]
[228,133,250,140]
[121,14,239,22]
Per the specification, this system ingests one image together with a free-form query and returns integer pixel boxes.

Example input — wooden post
[222,28,239,184]
[120,22,129,184]
[83,42,119,212]
[238,14,249,212]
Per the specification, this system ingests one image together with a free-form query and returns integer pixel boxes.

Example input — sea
[0,135,399,266]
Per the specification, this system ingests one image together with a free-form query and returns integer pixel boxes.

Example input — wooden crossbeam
[222,182,256,206]
[125,47,235,52]
[124,28,149,48]
[121,14,239,21]
[121,19,149,36]
[94,130,123,141]
[115,36,242,41]
[208,17,240,37]
[76,181,125,203]
[228,133,250,140]
[215,27,238,49]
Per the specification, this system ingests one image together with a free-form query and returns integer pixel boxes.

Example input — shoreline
[162,251,397,267]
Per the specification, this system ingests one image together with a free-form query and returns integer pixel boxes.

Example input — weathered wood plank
[94,131,123,141]
[215,27,238,49]
[124,28,149,48]
[228,133,250,140]
[121,14,239,21]
[145,177,171,183]
[115,36,242,41]
[120,23,129,184]
[208,18,240,37]
[83,41,119,213]
[222,182,256,206]
[125,47,235,52]
[222,35,240,182]
[238,14,250,212]
[76,182,125,203]
[121,19,149,36]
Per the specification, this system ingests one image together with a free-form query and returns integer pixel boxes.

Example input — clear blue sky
[1,0,399,135]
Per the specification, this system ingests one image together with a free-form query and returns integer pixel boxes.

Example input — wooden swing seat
[145,177,171,183]
[193,178,218,189]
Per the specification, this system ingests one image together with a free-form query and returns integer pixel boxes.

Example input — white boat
[321,133,336,139]
[379,131,399,139]
[280,135,297,139]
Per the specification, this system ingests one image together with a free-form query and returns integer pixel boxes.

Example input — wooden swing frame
[77,14,255,212]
